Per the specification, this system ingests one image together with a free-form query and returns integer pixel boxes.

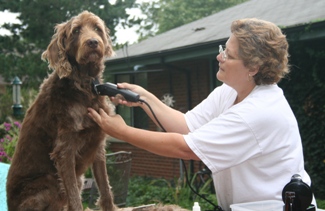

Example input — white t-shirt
[183,83,311,211]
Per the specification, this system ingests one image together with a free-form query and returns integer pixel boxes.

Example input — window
[114,73,148,129]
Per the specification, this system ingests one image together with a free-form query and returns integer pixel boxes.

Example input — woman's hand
[87,107,127,138]
[110,83,149,107]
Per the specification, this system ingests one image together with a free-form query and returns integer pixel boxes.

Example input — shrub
[0,120,21,163]
[280,40,325,199]
[126,175,218,210]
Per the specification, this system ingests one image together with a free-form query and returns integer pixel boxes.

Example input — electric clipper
[93,79,140,102]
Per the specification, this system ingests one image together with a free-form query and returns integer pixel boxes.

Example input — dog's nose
[87,39,98,48]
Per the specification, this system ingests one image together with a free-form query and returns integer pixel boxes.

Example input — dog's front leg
[51,138,83,211]
[92,146,117,211]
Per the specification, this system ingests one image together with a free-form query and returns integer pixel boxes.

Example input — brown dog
[6,11,117,211]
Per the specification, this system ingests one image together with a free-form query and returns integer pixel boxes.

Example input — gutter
[105,21,325,73]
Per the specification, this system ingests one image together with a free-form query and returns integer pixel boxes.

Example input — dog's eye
[94,26,102,32]
[73,28,80,34]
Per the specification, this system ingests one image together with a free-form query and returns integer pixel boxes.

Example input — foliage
[136,0,248,40]
[126,176,325,210]
[0,86,38,122]
[0,0,137,89]
[317,199,325,209]
[1,0,137,48]
[1,0,324,203]
[0,43,48,89]
[126,175,218,211]
[126,176,174,206]
[279,37,325,199]
[0,120,21,163]
[0,89,14,123]
[0,0,248,117]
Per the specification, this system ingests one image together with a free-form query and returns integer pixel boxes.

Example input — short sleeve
[184,110,261,173]
[185,84,237,131]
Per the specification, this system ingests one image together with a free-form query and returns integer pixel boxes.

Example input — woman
[88,18,313,210]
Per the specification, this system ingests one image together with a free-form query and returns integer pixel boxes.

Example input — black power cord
[140,99,224,211]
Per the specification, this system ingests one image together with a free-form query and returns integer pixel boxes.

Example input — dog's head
[42,11,114,78]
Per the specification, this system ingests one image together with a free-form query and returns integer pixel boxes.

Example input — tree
[279,39,325,198]
[136,0,248,41]
[0,0,137,88]
[1,0,137,48]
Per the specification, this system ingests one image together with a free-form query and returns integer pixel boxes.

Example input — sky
[0,0,153,44]
[0,10,21,36]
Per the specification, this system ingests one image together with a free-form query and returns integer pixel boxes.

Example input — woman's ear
[41,21,72,78]
[249,66,259,77]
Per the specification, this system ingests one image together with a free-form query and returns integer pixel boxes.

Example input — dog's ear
[104,26,115,58]
[41,21,73,78]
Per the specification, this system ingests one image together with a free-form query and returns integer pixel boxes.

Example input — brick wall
[109,141,207,180]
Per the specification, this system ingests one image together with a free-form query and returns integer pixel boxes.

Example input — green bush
[126,175,218,210]
[317,199,325,209]
[126,175,325,210]
[279,39,325,199]
[126,176,174,206]
[0,90,14,123]
[0,85,38,123]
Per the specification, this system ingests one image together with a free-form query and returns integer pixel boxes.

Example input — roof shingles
[109,0,325,60]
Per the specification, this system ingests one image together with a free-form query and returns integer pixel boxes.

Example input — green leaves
[1,0,137,48]
[279,39,325,199]
[0,0,137,88]
[126,175,218,210]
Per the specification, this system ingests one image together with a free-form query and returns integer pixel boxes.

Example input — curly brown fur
[6,11,117,211]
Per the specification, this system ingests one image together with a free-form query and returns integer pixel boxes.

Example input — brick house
[104,0,325,180]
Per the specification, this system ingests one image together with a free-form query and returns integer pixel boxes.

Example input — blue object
[0,162,10,211]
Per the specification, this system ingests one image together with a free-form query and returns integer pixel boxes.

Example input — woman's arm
[114,83,190,134]
[87,108,199,160]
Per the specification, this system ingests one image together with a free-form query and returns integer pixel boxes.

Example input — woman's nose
[216,53,223,62]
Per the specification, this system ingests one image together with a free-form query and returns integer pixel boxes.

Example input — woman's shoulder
[217,83,236,93]
[211,83,237,100]
[252,84,283,97]
[235,84,294,123]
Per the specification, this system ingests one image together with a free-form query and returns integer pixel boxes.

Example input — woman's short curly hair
[231,18,290,85]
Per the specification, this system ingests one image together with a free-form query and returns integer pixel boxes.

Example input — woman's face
[216,34,254,90]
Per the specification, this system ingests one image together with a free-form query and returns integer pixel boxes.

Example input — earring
[247,74,252,81]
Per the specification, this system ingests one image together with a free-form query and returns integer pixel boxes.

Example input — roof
[108,0,325,62]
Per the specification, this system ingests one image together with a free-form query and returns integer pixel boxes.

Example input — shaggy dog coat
[6,11,117,211]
